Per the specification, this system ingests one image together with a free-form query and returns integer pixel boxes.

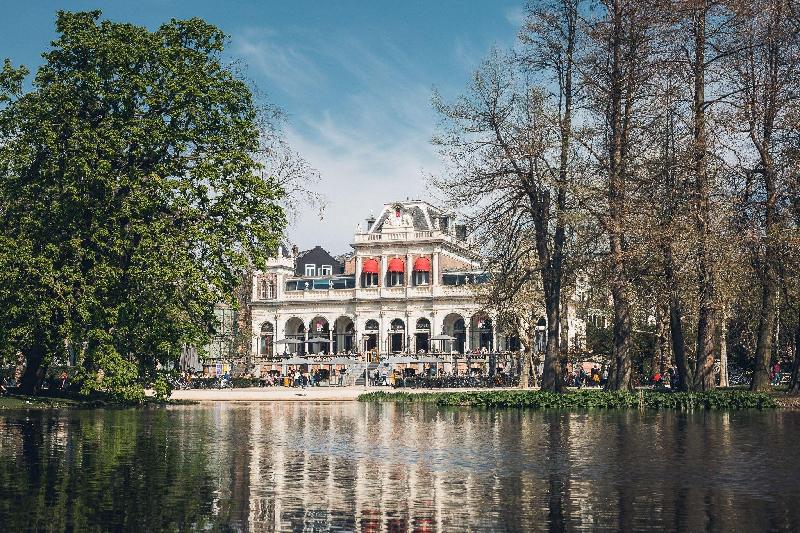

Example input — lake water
[0,402,798,532]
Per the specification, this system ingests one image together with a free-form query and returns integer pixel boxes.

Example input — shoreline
[167,386,520,403]
[2,386,797,409]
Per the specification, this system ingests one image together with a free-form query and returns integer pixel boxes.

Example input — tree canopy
[0,11,287,398]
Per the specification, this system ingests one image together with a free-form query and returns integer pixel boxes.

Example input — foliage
[152,372,171,401]
[358,389,777,410]
[0,11,286,395]
[76,334,146,404]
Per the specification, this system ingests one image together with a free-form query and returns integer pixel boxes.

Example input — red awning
[413,256,431,272]
[387,257,405,273]
[362,258,379,274]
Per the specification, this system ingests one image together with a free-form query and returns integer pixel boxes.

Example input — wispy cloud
[233,28,325,96]
[231,27,443,252]
[505,6,526,28]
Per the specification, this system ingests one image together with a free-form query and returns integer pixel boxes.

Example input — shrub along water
[357,390,777,410]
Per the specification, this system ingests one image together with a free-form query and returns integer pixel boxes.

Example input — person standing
[771,362,782,386]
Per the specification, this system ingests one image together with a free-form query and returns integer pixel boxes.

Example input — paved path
[170,386,521,402]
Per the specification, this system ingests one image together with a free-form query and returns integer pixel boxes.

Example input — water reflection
[0,403,798,531]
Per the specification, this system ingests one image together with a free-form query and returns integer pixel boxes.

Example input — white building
[249,200,585,366]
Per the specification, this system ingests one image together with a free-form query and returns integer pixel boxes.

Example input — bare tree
[579,0,665,389]
[723,0,799,391]
[432,0,584,393]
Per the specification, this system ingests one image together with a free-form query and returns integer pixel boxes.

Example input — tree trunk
[19,344,47,395]
[520,335,534,389]
[541,295,562,392]
[650,304,664,376]
[691,2,717,392]
[718,309,729,388]
[658,303,671,372]
[789,313,800,395]
[610,278,632,390]
[751,253,777,391]
[743,3,782,392]
[664,240,691,390]
[605,0,632,391]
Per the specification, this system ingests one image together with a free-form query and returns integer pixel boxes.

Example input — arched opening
[389,318,405,353]
[308,316,330,354]
[259,322,274,357]
[363,319,379,352]
[284,317,306,355]
[471,314,494,351]
[333,316,355,354]
[415,317,431,353]
[442,313,466,354]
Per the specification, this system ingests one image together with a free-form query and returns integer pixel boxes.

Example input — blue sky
[1,1,526,252]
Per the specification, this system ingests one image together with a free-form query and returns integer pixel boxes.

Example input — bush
[77,335,145,404]
[153,373,171,401]
[357,389,777,410]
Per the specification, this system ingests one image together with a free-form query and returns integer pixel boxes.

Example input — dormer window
[305,264,316,277]
[321,264,332,276]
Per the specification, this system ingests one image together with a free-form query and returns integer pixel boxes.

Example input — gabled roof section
[369,200,450,233]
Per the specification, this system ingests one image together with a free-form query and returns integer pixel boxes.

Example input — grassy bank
[358,389,779,410]
[0,391,191,410]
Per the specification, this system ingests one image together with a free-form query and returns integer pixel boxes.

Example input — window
[321,264,332,276]
[305,264,316,277]
[259,279,275,299]
[414,271,429,286]
[362,272,379,287]
[389,272,404,287]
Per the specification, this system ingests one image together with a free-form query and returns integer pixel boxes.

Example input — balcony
[381,286,406,298]
[281,288,356,301]
[353,229,457,245]
[255,283,475,305]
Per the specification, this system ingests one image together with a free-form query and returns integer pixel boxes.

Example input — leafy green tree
[0,11,286,396]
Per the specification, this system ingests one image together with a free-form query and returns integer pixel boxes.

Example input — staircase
[343,362,380,386]
[354,362,380,386]
[342,362,366,387]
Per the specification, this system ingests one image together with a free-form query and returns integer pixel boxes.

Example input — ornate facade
[249,200,585,363]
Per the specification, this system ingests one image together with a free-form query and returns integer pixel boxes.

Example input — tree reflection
[0,406,798,532]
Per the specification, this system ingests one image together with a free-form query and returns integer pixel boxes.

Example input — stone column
[432,251,439,285]
[379,312,386,357]
[406,253,413,287]
[328,327,333,355]
[355,256,362,288]
[276,273,284,300]
[380,255,388,287]
[466,324,472,353]
[252,273,259,301]
[405,311,412,353]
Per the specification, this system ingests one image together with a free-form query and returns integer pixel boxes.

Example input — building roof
[369,200,448,233]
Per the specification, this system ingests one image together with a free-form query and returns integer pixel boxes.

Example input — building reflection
[1,406,799,531]
[201,403,800,532]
